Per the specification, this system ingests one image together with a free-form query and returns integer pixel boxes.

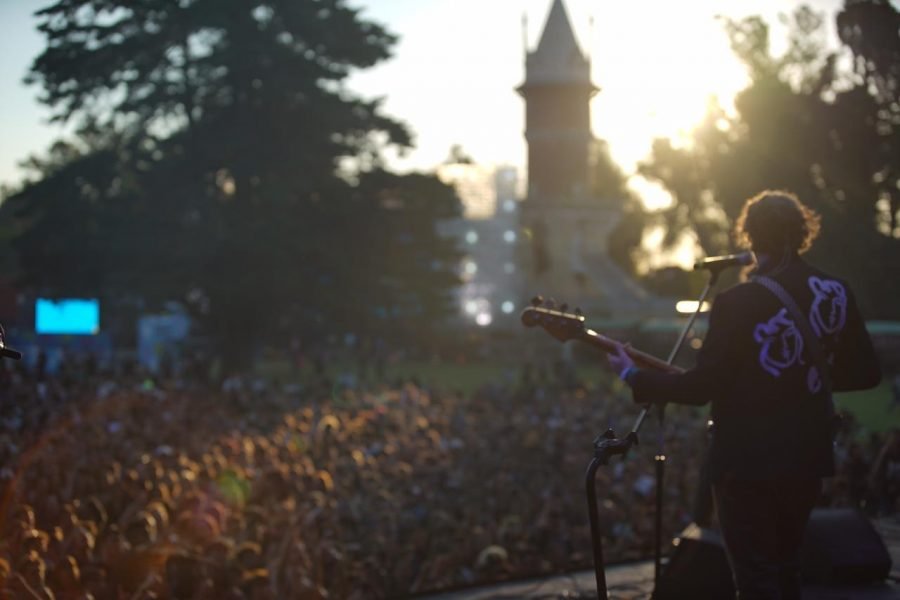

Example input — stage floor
[421,518,900,599]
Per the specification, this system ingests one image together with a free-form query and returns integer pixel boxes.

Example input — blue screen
[35,298,100,335]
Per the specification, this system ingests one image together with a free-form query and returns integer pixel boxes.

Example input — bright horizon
[0,0,844,204]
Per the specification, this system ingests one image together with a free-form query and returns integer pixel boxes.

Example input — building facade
[517,0,662,319]
[440,0,668,328]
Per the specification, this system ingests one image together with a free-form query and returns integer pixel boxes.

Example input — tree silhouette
[635,4,900,317]
[5,0,462,369]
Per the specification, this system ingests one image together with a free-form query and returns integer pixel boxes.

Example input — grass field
[836,382,897,433]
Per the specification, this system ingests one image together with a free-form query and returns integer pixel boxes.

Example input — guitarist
[608,190,881,600]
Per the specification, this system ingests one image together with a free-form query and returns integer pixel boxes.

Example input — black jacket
[630,255,881,480]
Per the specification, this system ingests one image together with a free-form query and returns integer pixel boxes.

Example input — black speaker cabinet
[800,508,892,585]
[653,509,891,599]
[653,523,734,600]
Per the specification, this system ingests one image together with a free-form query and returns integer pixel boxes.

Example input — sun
[585,1,750,177]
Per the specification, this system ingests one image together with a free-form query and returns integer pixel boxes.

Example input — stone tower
[517,0,659,318]
[518,0,598,204]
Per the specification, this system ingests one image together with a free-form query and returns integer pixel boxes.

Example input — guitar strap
[753,275,834,415]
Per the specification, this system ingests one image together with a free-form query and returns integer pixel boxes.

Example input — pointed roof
[522,0,594,87]
[535,0,583,64]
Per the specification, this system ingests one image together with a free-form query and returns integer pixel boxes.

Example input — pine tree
[7,0,462,369]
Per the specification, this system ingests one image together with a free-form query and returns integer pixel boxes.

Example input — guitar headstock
[520,296,587,343]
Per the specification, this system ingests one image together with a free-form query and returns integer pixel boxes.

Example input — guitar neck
[581,328,684,374]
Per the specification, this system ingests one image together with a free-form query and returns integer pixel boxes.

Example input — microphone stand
[651,267,721,588]
[584,267,722,599]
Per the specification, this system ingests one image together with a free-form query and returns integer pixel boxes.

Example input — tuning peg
[545,298,556,309]
[560,303,569,312]
[531,295,544,307]
[575,307,583,316]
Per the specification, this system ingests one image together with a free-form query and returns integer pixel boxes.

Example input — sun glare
[588,1,750,176]
[627,176,673,212]
[348,0,772,215]
[638,225,701,274]
[2,0,843,191]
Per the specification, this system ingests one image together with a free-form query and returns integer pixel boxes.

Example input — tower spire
[535,0,583,64]
[522,0,595,87]
[517,0,597,204]
[588,14,594,62]
[521,12,528,57]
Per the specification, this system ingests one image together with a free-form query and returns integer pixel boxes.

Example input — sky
[0,0,845,197]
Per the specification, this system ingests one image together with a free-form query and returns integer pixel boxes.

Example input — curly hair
[734,190,821,255]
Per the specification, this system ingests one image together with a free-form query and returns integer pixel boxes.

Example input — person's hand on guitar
[607,341,637,383]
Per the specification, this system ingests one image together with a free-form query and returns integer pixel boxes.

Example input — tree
[635,4,900,317]
[591,138,630,201]
[336,170,462,339]
[8,0,462,369]
[836,0,900,237]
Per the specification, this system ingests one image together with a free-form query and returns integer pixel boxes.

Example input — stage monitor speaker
[653,509,891,599]
[653,523,734,600]
[800,507,892,585]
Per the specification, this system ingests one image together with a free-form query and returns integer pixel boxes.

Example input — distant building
[518,0,597,204]
[439,0,669,328]
[517,0,666,319]
[438,164,524,328]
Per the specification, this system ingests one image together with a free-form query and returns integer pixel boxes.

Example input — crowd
[0,350,896,599]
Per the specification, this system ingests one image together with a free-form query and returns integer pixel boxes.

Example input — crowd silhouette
[0,346,895,599]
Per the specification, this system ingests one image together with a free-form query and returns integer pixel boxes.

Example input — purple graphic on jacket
[754,308,804,377]
[807,277,847,338]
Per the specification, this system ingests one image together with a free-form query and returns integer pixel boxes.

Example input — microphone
[693,251,754,272]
